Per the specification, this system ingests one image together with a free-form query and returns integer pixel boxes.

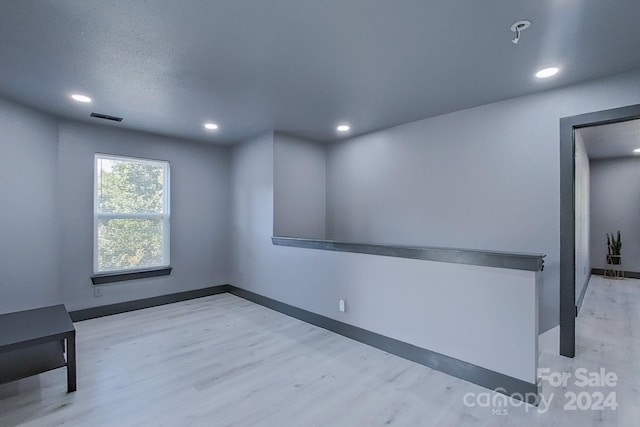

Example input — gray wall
[590,157,640,272]
[231,132,539,383]
[57,122,231,310]
[0,95,231,313]
[230,132,275,292]
[273,133,326,239]
[574,132,591,302]
[0,98,60,314]
[322,69,640,331]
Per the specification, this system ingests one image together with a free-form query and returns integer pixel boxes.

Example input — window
[94,154,170,274]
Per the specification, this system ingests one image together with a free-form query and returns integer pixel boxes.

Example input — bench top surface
[0,304,74,350]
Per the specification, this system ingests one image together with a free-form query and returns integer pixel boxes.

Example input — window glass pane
[97,218,165,272]
[97,158,165,214]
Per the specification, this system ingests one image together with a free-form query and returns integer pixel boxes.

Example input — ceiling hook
[510,20,531,45]
[513,27,521,44]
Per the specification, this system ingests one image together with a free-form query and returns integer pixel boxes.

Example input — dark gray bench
[0,304,76,392]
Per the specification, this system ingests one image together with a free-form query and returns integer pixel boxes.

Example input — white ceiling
[580,119,640,160]
[1,1,640,144]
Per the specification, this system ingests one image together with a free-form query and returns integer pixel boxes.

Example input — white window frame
[93,153,171,274]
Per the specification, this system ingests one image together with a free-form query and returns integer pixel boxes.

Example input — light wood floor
[0,276,638,426]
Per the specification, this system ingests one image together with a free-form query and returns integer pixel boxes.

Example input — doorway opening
[559,103,640,357]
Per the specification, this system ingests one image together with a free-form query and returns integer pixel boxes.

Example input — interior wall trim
[69,285,231,321]
[272,237,545,272]
[227,286,539,404]
[575,273,592,315]
[591,268,640,279]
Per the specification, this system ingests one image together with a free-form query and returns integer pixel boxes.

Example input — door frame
[559,103,640,357]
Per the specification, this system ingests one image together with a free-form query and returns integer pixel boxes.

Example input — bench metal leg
[66,333,76,392]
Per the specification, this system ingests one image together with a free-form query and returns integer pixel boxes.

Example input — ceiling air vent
[90,112,123,122]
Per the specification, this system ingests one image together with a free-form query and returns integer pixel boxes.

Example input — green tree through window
[95,155,170,273]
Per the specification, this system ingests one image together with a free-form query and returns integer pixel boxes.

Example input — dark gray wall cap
[272,237,545,272]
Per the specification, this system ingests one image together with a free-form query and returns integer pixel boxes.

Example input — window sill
[91,267,172,285]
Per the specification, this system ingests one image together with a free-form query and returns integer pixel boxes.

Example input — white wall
[590,157,640,271]
[231,132,539,383]
[57,122,231,310]
[0,98,60,314]
[273,133,326,239]
[574,132,591,302]
[322,69,640,331]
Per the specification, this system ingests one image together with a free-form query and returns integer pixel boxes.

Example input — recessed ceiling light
[71,94,92,103]
[535,67,559,79]
[633,148,640,154]
[336,124,350,132]
[204,123,219,130]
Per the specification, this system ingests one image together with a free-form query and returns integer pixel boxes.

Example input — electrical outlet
[339,299,346,312]
[94,286,102,297]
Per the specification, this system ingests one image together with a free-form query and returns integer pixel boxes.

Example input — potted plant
[606,231,622,265]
